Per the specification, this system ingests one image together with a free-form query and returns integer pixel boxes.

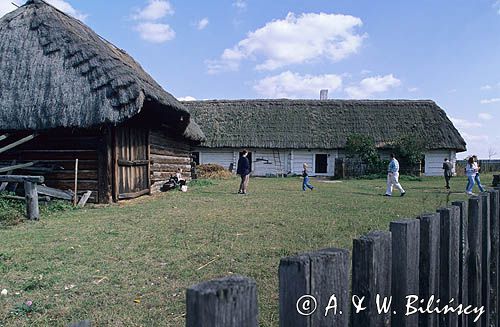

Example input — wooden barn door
[114,126,150,200]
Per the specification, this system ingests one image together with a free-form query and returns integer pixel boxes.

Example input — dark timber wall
[149,128,191,193]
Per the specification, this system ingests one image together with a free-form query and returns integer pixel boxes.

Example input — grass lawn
[0,174,486,326]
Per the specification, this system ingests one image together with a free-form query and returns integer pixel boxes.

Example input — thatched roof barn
[183,99,466,177]
[0,0,204,203]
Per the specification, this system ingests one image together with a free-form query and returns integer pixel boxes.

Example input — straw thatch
[0,0,204,142]
[183,99,466,151]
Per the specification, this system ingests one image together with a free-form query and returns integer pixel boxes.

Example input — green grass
[0,175,486,326]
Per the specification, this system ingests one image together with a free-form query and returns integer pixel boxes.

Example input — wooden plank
[97,128,113,204]
[44,180,97,191]
[37,185,73,201]
[451,200,469,327]
[118,188,150,200]
[1,194,51,202]
[417,213,440,327]
[42,170,98,180]
[468,196,483,326]
[488,190,499,327]
[390,218,420,327]
[150,154,190,165]
[0,134,9,142]
[186,275,258,327]
[351,231,392,327]
[0,175,44,183]
[0,162,35,174]
[480,193,491,327]
[24,181,39,220]
[77,191,92,207]
[117,159,149,167]
[0,134,36,154]
[437,206,460,327]
[0,159,15,192]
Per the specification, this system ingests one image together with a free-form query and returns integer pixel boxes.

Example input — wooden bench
[0,175,44,220]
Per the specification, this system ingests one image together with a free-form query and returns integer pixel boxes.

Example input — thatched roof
[0,0,204,142]
[183,99,466,151]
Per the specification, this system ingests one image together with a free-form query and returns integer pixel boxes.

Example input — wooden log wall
[0,129,106,203]
[149,128,192,193]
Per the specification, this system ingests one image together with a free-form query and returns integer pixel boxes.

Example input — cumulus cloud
[132,0,174,21]
[345,74,401,99]
[135,23,175,43]
[197,18,209,30]
[253,71,343,98]
[0,0,87,21]
[178,96,197,101]
[480,98,500,104]
[207,12,366,73]
[478,112,493,121]
[450,117,482,129]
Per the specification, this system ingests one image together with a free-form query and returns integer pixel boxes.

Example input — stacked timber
[150,128,191,193]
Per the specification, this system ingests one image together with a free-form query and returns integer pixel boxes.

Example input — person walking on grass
[465,156,477,195]
[385,153,406,197]
[302,163,314,191]
[442,158,453,189]
[472,155,485,192]
[237,150,250,194]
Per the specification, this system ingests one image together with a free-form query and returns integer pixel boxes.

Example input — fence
[186,188,500,326]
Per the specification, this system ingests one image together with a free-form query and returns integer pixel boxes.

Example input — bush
[197,164,233,179]
[0,197,24,227]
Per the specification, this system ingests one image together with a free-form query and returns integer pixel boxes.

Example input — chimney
[320,89,328,100]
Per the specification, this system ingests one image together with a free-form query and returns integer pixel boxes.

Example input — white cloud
[207,12,366,73]
[481,85,493,90]
[178,96,197,101]
[233,0,247,10]
[480,98,500,104]
[135,23,175,43]
[253,71,343,98]
[345,74,401,99]
[197,18,209,30]
[132,0,174,21]
[408,87,418,92]
[0,0,87,21]
[478,112,493,121]
[450,117,482,129]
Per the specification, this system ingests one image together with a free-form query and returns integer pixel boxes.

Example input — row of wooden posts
[186,188,500,327]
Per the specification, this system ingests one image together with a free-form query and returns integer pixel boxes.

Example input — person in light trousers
[302,163,314,191]
[465,156,477,195]
[385,153,406,197]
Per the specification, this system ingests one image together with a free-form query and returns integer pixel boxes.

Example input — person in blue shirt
[237,150,250,194]
[384,153,406,197]
[302,163,314,191]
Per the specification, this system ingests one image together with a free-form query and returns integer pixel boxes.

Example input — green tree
[345,134,381,173]
[393,135,427,174]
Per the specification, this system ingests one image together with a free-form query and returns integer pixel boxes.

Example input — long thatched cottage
[183,99,466,177]
[0,0,205,203]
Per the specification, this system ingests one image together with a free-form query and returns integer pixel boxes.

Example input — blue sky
[1,0,500,158]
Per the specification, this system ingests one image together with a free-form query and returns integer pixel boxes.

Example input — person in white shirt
[465,156,476,195]
[384,153,406,197]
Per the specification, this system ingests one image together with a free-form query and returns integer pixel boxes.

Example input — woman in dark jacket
[237,150,250,194]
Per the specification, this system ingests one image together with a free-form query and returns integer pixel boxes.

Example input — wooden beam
[37,185,73,201]
[117,159,149,167]
[0,160,15,192]
[0,134,36,154]
[77,191,92,207]
[0,162,35,174]
[24,181,39,220]
[0,175,43,183]
[1,194,51,202]
[0,134,9,142]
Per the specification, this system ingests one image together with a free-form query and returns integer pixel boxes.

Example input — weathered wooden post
[468,196,482,326]
[186,275,258,327]
[437,206,460,327]
[390,218,420,327]
[479,192,491,327]
[418,213,440,327]
[451,200,469,327]
[487,190,499,327]
[0,175,43,220]
[279,248,349,327]
[351,231,392,327]
[495,187,500,323]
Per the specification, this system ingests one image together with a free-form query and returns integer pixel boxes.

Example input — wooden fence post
[418,213,440,327]
[495,187,500,323]
[24,181,39,220]
[468,196,482,326]
[390,218,420,327]
[279,248,349,327]
[437,206,460,327]
[487,190,499,327]
[479,192,491,327]
[351,231,392,327]
[451,200,469,327]
[186,275,258,327]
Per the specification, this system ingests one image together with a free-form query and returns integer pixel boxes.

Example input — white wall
[424,150,456,176]
[291,150,337,176]
[198,148,235,171]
